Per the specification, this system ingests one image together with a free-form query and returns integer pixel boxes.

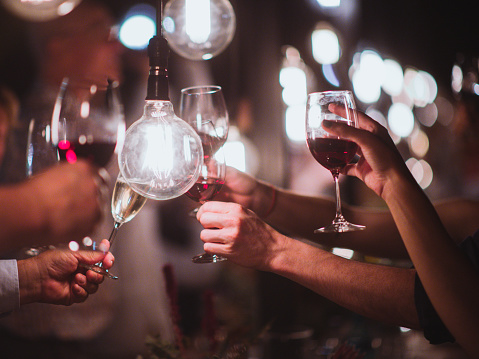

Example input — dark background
[1,0,479,98]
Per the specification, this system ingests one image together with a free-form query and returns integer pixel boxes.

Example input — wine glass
[305,90,365,233]
[52,77,125,168]
[80,172,148,279]
[180,85,229,150]
[39,77,126,266]
[185,147,227,263]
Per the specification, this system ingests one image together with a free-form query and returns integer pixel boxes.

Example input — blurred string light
[387,102,415,138]
[1,0,81,20]
[119,4,156,50]
[311,22,342,87]
[279,46,315,143]
[315,0,340,7]
[311,23,341,65]
[406,157,433,189]
[350,50,383,103]
[162,0,236,61]
[223,126,260,175]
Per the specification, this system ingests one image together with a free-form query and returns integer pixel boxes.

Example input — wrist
[17,257,43,305]
[262,185,277,219]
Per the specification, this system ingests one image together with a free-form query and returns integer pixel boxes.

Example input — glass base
[79,263,119,280]
[192,253,227,264]
[315,219,366,233]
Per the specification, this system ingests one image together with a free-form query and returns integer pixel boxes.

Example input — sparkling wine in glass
[306,90,365,233]
[185,147,227,263]
[81,172,148,279]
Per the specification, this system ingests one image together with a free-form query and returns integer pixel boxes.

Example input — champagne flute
[180,85,229,151]
[185,147,227,263]
[305,90,365,233]
[81,172,148,279]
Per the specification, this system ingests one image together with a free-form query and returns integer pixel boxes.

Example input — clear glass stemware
[305,90,365,233]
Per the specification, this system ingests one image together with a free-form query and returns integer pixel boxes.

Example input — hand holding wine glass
[29,76,128,275]
[180,85,230,263]
[81,172,148,279]
[186,147,227,263]
[306,90,365,233]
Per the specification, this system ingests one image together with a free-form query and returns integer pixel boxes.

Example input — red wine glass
[180,85,229,150]
[185,147,227,263]
[305,90,365,233]
[52,77,125,168]
[49,76,126,275]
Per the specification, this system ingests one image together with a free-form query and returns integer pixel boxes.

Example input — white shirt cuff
[0,259,19,314]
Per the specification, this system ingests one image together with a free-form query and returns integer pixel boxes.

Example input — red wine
[198,133,224,158]
[185,177,225,203]
[57,140,116,167]
[307,137,358,173]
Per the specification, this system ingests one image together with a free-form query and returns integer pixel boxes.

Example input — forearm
[0,184,47,253]
[268,237,419,329]
[265,187,409,259]
[383,171,479,355]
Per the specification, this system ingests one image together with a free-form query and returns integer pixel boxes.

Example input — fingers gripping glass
[305,90,365,233]
[180,85,229,263]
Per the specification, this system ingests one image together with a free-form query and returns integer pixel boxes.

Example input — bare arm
[197,202,419,329]
[0,161,104,253]
[218,166,479,260]
[326,108,479,357]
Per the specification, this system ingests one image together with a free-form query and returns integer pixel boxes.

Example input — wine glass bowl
[180,85,229,149]
[52,77,125,168]
[306,90,365,233]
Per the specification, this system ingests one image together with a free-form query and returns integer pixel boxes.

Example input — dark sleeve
[414,230,479,344]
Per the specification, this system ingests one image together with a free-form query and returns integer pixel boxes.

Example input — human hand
[26,160,106,246]
[18,239,114,306]
[213,166,276,218]
[323,104,415,199]
[196,201,286,271]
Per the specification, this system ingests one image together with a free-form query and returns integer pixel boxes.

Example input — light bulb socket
[146,35,170,101]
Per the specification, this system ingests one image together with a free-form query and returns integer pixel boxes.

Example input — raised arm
[324,107,479,357]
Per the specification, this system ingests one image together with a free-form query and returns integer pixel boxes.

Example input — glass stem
[96,221,122,271]
[332,172,344,221]
[108,221,122,248]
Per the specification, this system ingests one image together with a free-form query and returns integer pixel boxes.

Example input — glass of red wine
[49,76,126,274]
[305,90,365,233]
[186,146,227,263]
[52,77,124,168]
[179,85,230,263]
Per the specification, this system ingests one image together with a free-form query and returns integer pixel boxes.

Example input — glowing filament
[186,0,211,44]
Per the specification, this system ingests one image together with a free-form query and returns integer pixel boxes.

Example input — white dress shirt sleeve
[0,259,19,315]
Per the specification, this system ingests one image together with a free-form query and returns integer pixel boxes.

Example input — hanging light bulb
[118,3,203,200]
[1,0,82,21]
[162,0,236,60]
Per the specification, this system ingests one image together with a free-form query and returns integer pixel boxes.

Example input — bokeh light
[311,24,341,65]
[388,102,414,138]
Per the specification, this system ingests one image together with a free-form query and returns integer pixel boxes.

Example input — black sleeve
[414,230,479,344]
